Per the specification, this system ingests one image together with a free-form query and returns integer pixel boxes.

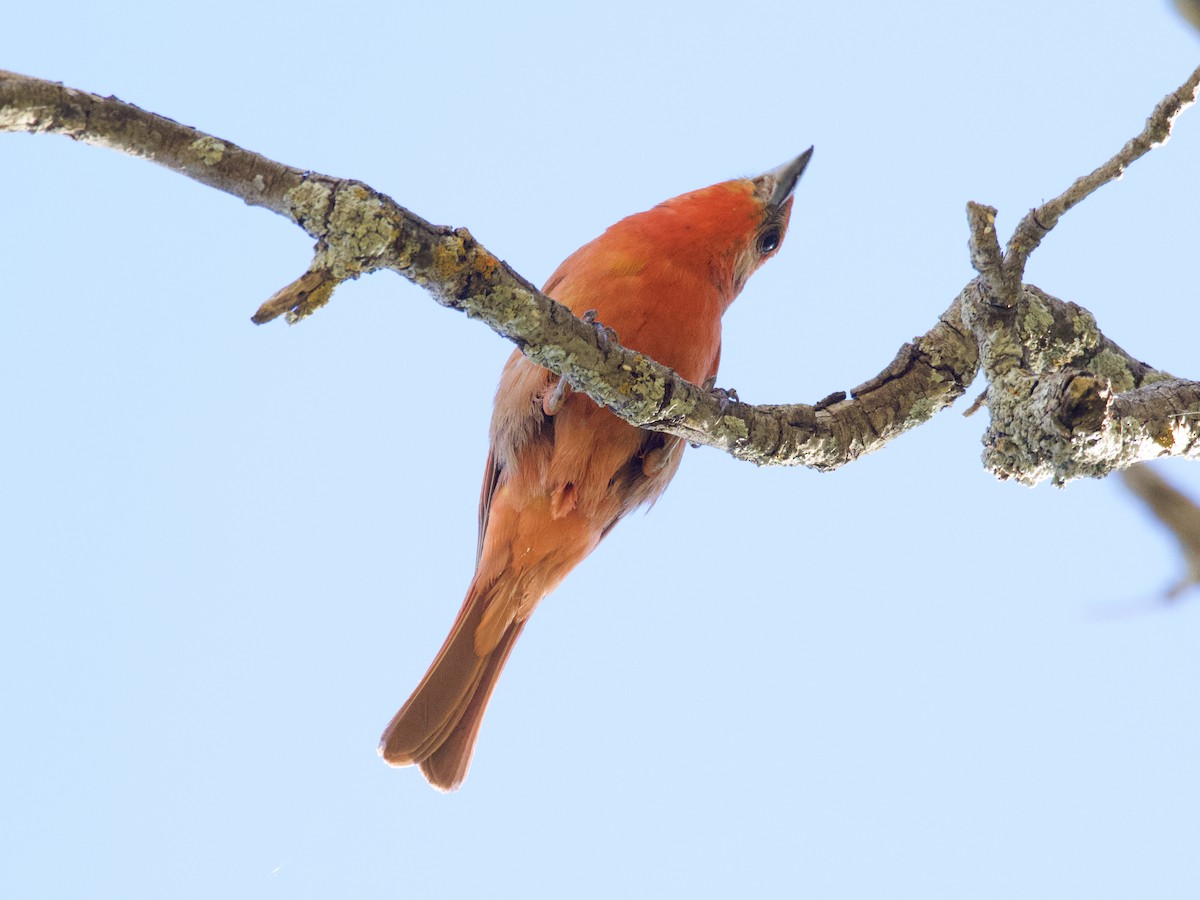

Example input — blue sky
[2,2,1199,897]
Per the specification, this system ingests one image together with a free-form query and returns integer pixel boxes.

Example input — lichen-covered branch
[0,69,307,222]
[955,64,1200,485]
[1005,65,1200,280]
[0,68,978,468]
[2,66,1197,481]
[956,272,1199,483]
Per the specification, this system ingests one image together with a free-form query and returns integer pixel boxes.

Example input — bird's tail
[378,579,525,791]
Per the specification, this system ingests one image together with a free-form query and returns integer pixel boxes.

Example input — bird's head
[630,148,813,305]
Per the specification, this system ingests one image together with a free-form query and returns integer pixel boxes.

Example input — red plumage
[379,152,811,790]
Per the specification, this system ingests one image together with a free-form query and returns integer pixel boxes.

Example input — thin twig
[1004,64,1200,280]
[966,202,1017,307]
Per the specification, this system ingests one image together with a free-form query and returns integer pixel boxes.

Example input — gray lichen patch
[1018,288,1100,371]
[619,355,669,406]
[284,178,334,230]
[904,394,942,426]
[326,186,399,276]
[189,136,227,166]
[1090,348,1138,392]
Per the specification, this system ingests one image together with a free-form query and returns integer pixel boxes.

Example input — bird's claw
[702,376,739,413]
[545,309,615,416]
[582,309,618,349]
[543,376,570,416]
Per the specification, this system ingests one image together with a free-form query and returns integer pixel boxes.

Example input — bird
[378,149,813,790]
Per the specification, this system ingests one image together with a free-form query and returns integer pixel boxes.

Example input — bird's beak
[762,147,813,211]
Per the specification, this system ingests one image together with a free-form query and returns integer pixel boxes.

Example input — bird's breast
[550,256,724,386]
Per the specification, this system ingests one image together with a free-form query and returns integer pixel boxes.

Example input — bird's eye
[757,227,781,255]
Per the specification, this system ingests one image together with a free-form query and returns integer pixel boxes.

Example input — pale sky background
[3,2,1200,898]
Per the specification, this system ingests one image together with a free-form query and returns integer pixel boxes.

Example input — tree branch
[1005,65,1200,281]
[2,66,1197,481]
[959,64,1200,484]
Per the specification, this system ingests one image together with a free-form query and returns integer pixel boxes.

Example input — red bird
[379,150,813,790]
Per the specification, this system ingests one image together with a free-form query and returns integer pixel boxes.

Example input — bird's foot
[543,376,570,416]
[582,309,618,349]
[702,376,740,413]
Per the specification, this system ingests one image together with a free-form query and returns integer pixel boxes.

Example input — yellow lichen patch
[1160,415,1200,451]
[190,136,226,166]
[1064,374,1102,404]
[473,249,499,282]
[1064,375,1109,433]
[285,179,333,225]
[322,186,400,279]
[430,235,468,283]
[1152,422,1177,449]
[719,415,749,442]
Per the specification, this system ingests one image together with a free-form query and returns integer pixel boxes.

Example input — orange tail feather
[378,581,525,792]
